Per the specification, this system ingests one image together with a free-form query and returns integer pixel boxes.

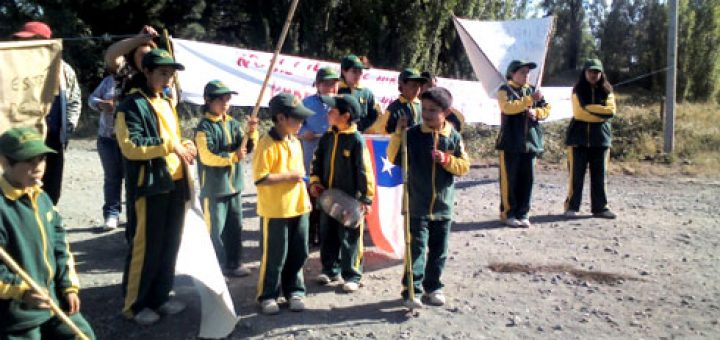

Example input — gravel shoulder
[59,139,720,339]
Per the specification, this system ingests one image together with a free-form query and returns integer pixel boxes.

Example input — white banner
[174,38,572,125]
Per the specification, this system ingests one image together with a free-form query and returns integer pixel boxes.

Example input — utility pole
[664,0,678,154]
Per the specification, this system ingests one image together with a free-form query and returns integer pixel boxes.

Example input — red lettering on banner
[236,57,250,68]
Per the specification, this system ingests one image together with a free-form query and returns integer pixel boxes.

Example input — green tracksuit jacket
[195,112,258,198]
[309,124,375,205]
[387,122,471,220]
[0,178,80,332]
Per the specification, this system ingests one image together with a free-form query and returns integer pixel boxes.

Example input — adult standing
[337,54,381,133]
[13,21,82,205]
[88,74,124,230]
[564,59,617,219]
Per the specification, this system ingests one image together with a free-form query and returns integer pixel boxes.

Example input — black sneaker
[593,210,617,219]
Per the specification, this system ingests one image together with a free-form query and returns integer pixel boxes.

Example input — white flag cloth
[175,167,239,339]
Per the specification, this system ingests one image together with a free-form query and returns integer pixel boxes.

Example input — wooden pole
[664,0,678,154]
[240,0,301,149]
[0,247,89,340]
[401,130,416,306]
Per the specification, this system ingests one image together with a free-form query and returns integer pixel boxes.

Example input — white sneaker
[157,299,186,315]
[224,266,251,278]
[288,296,305,312]
[403,297,424,309]
[103,216,118,230]
[342,282,360,292]
[502,217,521,227]
[564,210,578,218]
[133,308,160,325]
[425,290,446,306]
[316,273,343,285]
[517,218,532,228]
[260,299,280,315]
[316,274,331,285]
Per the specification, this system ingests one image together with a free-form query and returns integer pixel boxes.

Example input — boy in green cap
[300,67,341,246]
[196,80,259,278]
[253,93,314,315]
[338,54,381,133]
[115,48,196,325]
[0,127,96,339]
[496,60,551,228]
[386,87,470,309]
[384,68,429,134]
[308,95,375,293]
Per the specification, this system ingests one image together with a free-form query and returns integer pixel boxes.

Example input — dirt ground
[58,138,720,339]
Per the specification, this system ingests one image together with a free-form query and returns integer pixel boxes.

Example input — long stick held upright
[241,0,301,149]
[401,130,416,305]
[0,247,90,340]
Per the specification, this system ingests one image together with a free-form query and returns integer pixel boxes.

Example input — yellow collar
[508,80,529,89]
[203,112,231,123]
[0,176,41,201]
[398,95,420,104]
[331,123,358,134]
[340,80,363,90]
[420,122,452,137]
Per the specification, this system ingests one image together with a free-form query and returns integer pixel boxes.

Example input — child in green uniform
[496,60,551,228]
[196,80,259,278]
[115,49,196,325]
[338,54,382,133]
[564,59,617,219]
[383,68,428,134]
[253,93,314,315]
[0,128,95,339]
[386,87,470,309]
[308,95,375,293]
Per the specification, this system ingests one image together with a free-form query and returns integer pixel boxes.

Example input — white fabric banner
[173,38,572,125]
[175,166,239,339]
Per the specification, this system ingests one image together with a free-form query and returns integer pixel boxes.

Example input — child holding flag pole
[387,87,470,309]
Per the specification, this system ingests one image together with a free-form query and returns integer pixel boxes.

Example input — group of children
[0,48,617,336]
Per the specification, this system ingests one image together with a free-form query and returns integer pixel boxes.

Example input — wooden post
[664,0,678,154]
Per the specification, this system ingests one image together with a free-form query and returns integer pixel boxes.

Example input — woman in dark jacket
[564,58,617,219]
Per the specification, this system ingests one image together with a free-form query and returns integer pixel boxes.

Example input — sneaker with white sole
[564,210,579,218]
[260,299,280,315]
[501,217,521,227]
[342,281,360,292]
[593,210,617,219]
[316,273,343,285]
[102,216,118,231]
[133,308,160,325]
[158,299,186,315]
[403,297,424,309]
[425,290,446,306]
[224,266,251,278]
[288,296,305,312]
[517,218,532,228]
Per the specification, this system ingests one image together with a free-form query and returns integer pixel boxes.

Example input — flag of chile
[365,135,405,259]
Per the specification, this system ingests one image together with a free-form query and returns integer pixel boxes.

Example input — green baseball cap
[269,93,314,119]
[398,68,428,83]
[0,128,56,161]
[340,54,368,70]
[204,80,238,97]
[142,48,185,70]
[583,58,604,72]
[505,60,537,78]
[315,67,341,83]
[320,94,364,121]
